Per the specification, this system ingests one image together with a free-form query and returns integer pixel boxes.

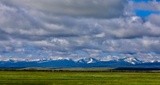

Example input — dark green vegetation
[0,71,160,85]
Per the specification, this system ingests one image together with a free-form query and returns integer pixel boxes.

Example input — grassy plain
[0,71,160,85]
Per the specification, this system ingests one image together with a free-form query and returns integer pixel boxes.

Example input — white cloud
[128,0,160,11]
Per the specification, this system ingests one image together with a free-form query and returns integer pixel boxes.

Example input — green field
[0,71,160,85]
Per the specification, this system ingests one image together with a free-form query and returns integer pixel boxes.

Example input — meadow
[0,71,160,85]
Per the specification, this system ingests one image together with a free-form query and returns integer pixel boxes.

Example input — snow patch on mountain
[122,57,142,64]
[77,58,99,64]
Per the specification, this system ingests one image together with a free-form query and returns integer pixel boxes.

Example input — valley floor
[0,71,160,85]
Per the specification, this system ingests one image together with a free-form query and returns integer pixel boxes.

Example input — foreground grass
[0,71,160,85]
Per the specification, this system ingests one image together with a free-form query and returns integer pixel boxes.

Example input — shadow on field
[0,81,52,85]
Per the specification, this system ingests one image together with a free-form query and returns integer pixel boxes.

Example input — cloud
[0,0,160,61]
[8,0,127,18]
[128,0,160,12]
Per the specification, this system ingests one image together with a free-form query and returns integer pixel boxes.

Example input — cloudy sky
[0,0,160,61]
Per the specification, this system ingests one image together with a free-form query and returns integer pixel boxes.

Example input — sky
[0,0,160,62]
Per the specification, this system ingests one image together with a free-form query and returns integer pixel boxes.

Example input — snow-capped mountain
[0,57,160,68]
[119,57,142,64]
[77,58,99,64]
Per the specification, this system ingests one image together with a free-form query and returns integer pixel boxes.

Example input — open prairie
[0,71,160,85]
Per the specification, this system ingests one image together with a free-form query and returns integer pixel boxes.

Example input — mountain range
[0,57,160,68]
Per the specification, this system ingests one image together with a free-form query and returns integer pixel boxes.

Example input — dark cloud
[8,0,127,18]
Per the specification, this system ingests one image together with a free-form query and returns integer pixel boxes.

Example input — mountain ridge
[0,57,160,68]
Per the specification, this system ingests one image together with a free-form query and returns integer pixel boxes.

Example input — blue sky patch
[135,9,160,18]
